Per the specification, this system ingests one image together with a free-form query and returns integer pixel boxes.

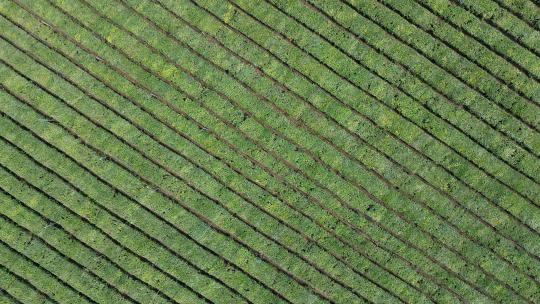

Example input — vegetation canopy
[0,0,539,303]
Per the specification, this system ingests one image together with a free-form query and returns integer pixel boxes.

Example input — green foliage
[0,0,539,303]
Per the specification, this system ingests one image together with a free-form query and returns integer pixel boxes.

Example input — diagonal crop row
[0,70,330,303]
[376,0,540,113]
[0,202,140,304]
[114,0,540,286]
[354,0,540,121]
[0,10,468,302]
[0,215,140,304]
[0,241,90,303]
[0,11,436,304]
[0,14,484,304]
[0,141,220,304]
[0,287,22,304]
[408,0,540,117]
[0,181,177,304]
[140,0,540,255]
[277,0,540,202]
[24,1,540,302]
[54,0,540,290]
[249,0,540,186]
[240,0,540,254]
[0,262,56,304]
[0,38,389,304]
[445,0,540,59]
[0,226,98,304]
[2,1,535,301]
[416,0,540,77]
[0,41,386,304]
[0,91,289,303]
[4,0,540,300]
[11,0,540,300]
[491,0,540,30]
[136,0,540,256]
[69,0,540,264]
[176,0,540,208]
[0,8,468,302]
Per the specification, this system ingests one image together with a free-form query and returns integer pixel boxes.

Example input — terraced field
[0,0,539,303]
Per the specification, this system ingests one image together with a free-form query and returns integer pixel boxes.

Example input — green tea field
[0,0,539,303]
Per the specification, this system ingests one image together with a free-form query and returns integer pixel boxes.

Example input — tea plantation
[0,0,539,303]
